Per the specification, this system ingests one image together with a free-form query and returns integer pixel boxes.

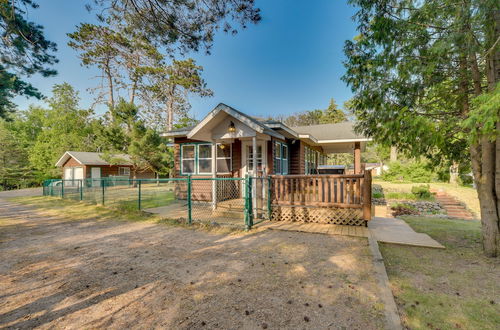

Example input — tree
[27,83,96,178]
[343,0,500,256]
[140,58,212,131]
[100,99,169,176]
[90,0,261,54]
[0,0,57,118]
[281,98,347,127]
[0,119,33,189]
[68,24,124,112]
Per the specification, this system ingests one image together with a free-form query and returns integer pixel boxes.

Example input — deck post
[363,170,372,221]
[354,142,361,174]
[211,142,217,210]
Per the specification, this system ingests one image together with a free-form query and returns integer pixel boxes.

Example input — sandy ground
[0,196,385,329]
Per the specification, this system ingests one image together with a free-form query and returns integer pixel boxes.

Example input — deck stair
[434,190,475,220]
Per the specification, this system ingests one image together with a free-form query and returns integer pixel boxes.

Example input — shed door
[74,167,84,180]
[64,168,73,180]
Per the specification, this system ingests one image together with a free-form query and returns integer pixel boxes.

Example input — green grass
[374,180,480,216]
[380,216,500,329]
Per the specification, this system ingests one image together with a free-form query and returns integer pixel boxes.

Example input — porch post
[211,142,217,210]
[354,142,361,174]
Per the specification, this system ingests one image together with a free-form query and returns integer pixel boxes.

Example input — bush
[411,184,432,199]
[372,191,384,198]
[390,203,419,217]
[381,161,435,183]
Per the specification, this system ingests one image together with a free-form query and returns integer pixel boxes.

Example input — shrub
[381,161,435,183]
[372,191,384,198]
[390,203,419,217]
[411,185,432,199]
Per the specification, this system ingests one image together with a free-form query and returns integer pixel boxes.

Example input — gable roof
[162,103,370,145]
[55,151,133,167]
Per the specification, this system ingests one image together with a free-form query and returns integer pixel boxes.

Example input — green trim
[274,141,289,175]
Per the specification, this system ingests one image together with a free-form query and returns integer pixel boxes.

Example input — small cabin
[55,151,155,181]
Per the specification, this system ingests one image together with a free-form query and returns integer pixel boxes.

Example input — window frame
[196,143,213,175]
[119,167,131,176]
[274,141,289,175]
[216,143,232,174]
[180,144,197,175]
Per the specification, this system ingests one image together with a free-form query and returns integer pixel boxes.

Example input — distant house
[163,103,370,178]
[55,151,155,181]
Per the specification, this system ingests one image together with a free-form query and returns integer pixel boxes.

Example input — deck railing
[270,171,372,221]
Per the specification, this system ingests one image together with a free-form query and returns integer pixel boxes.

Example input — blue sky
[15,0,359,120]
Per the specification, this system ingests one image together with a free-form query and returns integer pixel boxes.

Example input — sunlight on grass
[380,216,500,329]
[373,180,480,216]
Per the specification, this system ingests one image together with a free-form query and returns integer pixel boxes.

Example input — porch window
[181,145,195,174]
[305,147,318,174]
[274,141,289,175]
[198,144,212,174]
[216,143,232,174]
[119,167,130,176]
[247,145,263,172]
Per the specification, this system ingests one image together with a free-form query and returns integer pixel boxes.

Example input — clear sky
[14,0,359,120]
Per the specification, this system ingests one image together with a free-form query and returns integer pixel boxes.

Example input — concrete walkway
[368,217,445,249]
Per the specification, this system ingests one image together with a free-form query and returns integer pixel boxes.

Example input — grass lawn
[373,179,480,216]
[380,216,500,329]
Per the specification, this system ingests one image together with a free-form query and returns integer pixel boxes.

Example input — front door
[241,141,266,177]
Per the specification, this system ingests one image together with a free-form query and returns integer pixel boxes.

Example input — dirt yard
[0,195,385,329]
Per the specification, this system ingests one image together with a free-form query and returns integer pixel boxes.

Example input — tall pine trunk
[472,8,500,257]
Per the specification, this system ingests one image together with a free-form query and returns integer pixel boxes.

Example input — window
[119,167,131,176]
[216,143,232,174]
[181,143,233,175]
[197,144,212,174]
[247,145,263,172]
[181,145,195,174]
[274,141,288,175]
[282,144,288,174]
[305,147,318,174]
[274,142,281,174]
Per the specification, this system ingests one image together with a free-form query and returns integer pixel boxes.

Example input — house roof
[161,103,371,151]
[291,122,368,142]
[55,151,133,167]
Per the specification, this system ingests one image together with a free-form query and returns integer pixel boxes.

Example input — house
[163,103,370,178]
[55,151,156,182]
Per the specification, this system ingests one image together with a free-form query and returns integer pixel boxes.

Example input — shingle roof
[56,151,133,166]
[291,122,366,141]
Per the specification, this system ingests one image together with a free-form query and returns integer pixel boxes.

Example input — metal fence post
[80,179,83,201]
[187,175,192,225]
[102,179,105,205]
[267,176,272,220]
[138,180,142,210]
[61,180,64,199]
[245,175,253,230]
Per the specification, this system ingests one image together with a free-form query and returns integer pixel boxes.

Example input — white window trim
[197,143,213,175]
[119,167,131,176]
[216,143,232,174]
[181,144,196,175]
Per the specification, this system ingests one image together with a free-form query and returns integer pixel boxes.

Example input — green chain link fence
[43,176,270,230]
